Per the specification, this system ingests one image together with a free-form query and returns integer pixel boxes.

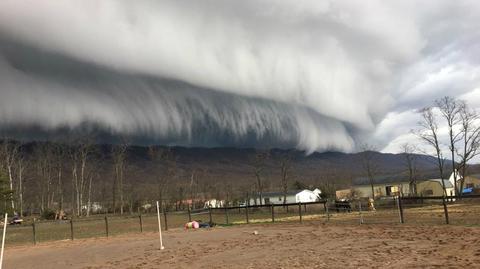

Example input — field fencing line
[4,196,480,247]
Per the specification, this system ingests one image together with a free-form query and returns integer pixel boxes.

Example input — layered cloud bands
[0,0,478,152]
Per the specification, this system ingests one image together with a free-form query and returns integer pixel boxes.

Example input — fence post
[187,206,192,222]
[139,215,143,233]
[32,218,36,245]
[271,204,275,223]
[224,207,229,224]
[105,216,109,237]
[298,203,303,223]
[358,201,364,224]
[397,196,404,224]
[304,204,307,213]
[245,206,249,224]
[70,218,74,241]
[209,207,213,223]
[163,211,168,231]
[326,200,330,222]
[442,197,450,224]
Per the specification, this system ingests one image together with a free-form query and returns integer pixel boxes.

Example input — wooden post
[397,196,404,224]
[326,201,330,222]
[156,201,165,250]
[224,207,229,224]
[245,206,249,224]
[271,204,275,223]
[0,213,7,269]
[187,206,192,222]
[358,201,364,224]
[32,218,37,245]
[298,203,303,223]
[208,207,212,223]
[105,216,109,237]
[70,218,74,241]
[139,215,143,232]
[163,211,168,231]
[442,197,450,224]
[304,204,307,212]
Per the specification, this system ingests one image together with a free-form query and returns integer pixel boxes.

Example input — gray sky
[0,0,479,155]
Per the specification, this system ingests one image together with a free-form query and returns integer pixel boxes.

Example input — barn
[346,172,457,199]
[249,189,321,205]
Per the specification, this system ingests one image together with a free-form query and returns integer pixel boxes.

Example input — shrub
[41,209,57,220]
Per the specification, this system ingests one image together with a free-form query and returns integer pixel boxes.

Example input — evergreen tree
[0,170,14,214]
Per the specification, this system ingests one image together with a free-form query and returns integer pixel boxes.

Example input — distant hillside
[17,142,455,188]
[124,146,447,188]
[5,140,480,214]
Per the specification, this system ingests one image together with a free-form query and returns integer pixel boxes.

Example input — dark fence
[3,195,480,246]
[209,201,327,225]
[3,210,204,246]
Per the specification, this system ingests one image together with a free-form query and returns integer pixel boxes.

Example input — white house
[249,189,322,205]
[81,202,103,213]
[204,199,225,208]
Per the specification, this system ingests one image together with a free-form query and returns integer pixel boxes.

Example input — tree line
[0,140,341,218]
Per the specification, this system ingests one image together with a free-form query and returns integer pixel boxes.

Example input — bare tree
[16,145,27,217]
[416,107,448,196]
[52,143,66,214]
[148,146,176,211]
[436,96,462,194]
[279,152,293,205]
[251,150,269,205]
[1,139,19,210]
[112,142,128,215]
[69,139,95,216]
[70,144,79,215]
[85,160,100,217]
[456,101,480,195]
[359,144,380,199]
[34,143,56,212]
[401,143,418,196]
[188,167,206,209]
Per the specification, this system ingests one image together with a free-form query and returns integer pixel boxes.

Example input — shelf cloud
[0,0,479,153]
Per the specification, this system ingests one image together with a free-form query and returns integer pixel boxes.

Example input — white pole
[0,213,8,269]
[156,201,164,250]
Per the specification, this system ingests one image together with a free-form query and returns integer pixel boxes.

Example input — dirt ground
[4,222,480,269]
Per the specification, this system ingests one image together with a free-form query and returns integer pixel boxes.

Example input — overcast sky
[0,0,479,155]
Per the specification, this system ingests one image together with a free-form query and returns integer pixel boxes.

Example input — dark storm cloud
[0,0,479,153]
[0,38,354,152]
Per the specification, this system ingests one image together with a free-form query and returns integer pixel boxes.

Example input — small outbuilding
[204,199,225,208]
[249,188,321,205]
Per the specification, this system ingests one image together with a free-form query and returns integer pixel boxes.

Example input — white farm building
[249,189,322,205]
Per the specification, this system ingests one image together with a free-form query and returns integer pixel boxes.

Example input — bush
[41,209,57,220]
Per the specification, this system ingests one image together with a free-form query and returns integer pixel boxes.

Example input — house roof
[256,190,304,198]
[426,179,454,188]
[352,171,444,186]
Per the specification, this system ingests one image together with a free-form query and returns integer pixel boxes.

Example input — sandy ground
[4,222,480,269]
